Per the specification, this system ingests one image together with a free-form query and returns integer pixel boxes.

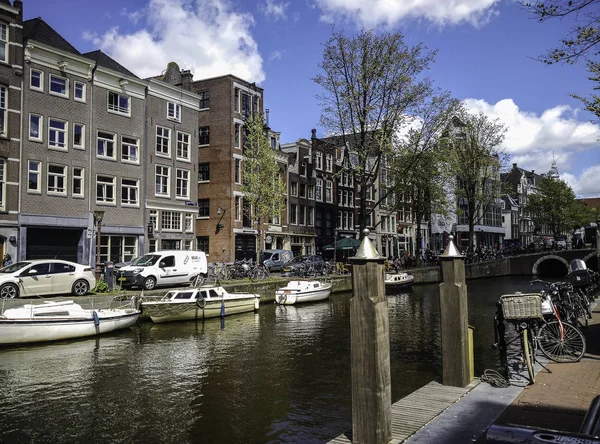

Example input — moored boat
[0,299,140,345]
[141,285,260,323]
[275,279,332,305]
[384,272,415,289]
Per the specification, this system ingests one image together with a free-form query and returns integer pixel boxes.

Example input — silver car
[0,260,96,299]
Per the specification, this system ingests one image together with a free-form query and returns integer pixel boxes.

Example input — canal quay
[0,273,597,443]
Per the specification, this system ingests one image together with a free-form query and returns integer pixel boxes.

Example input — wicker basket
[500,293,543,320]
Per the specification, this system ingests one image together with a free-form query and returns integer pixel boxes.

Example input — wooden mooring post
[439,235,470,387]
[349,229,391,444]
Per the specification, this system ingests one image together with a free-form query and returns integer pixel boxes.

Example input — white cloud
[314,0,500,28]
[260,0,289,20]
[463,98,600,196]
[120,6,145,25]
[93,0,265,83]
[268,50,283,61]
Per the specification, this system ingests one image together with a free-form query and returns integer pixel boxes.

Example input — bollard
[439,235,470,387]
[349,229,391,444]
[104,261,114,291]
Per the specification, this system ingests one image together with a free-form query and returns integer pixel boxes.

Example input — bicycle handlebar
[530,279,572,290]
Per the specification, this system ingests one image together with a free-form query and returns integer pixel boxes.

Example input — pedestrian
[3,253,12,267]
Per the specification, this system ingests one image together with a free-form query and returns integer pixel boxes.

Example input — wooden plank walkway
[329,379,480,443]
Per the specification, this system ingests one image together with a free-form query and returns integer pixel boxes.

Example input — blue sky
[23,0,600,196]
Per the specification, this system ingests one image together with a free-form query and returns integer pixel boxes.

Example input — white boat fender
[196,297,206,309]
[220,301,225,317]
[254,297,259,310]
[93,311,100,326]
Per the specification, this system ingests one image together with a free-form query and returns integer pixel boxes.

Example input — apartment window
[30,69,43,91]
[241,92,251,116]
[121,136,139,163]
[199,91,209,109]
[0,159,4,210]
[197,236,209,252]
[73,124,85,149]
[96,175,115,203]
[198,198,209,217]
[97,131,116,159]
[155,165,170,196]
[299,205,306,225]
[167,102,181,121]
[308,207,314,226]
[47,164,67,195]
[161,211,182,231]
[48,119,67,150]
[176,169,190,199]
[299,183,306,198]
[235,196,241,220]
[270,137,276,149]
[185,213,194,232]
[315,179,322,202]
[177,132,190,160]
[290,204,298,224]
[0,85,6,136]
[156,126,170,156]
[198,126,209,146]
[234,87,240,112]
[198,162,210,181]
[108,91,130,115]
[325,154,333,172]
[72,167,84,197]
[234,124,241,148]
[235,159,241,184]
[74,81,85,102]
[325,180,333,203]
[308,185,314,200]
[28,160,41,193]
[49,74,68,97]
[290,182,298,197]
[121,178,139,206]
[315,152,323,170]
[29,114,42,141]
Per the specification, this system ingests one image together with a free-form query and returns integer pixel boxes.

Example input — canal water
[0,275,535,443]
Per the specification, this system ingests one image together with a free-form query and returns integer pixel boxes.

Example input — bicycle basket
[499,293,543,320]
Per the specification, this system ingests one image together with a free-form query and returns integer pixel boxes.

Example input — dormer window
[108,91,130,115]
[49,74,68,97]
[168,102,181,122]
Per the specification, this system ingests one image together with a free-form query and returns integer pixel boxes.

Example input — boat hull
[0,311,140,345]
[275,282,332,305]
[384,274,415,289]
[142,297,258,323]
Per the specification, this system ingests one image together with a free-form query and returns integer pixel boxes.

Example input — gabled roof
[23,18,81,55]
[83,50,138,79]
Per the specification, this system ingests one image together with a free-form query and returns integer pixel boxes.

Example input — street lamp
[596,219,600,271]
[93,210,105,281]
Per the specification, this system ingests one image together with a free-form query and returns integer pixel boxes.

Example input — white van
[118,250,207,290]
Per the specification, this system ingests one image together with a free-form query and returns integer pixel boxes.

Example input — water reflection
[0,275,537,443]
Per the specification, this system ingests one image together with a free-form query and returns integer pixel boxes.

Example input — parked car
[0,259,96,299]
[281,255,327,276]
[259,249,293,272]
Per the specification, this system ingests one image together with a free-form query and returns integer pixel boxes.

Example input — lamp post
[596,219,600,271]
[93,210,105,281]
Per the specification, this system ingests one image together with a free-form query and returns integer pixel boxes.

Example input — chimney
[311,129,316,139]
[180,70,193,91]
[531,170,535,175]
[265,109,270,127]
[512,163,517,169]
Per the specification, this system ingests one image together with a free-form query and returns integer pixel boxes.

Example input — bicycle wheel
[538,320,586,363]
[522,328,535,384]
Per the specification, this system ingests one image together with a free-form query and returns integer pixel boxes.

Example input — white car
[0,259,96,299]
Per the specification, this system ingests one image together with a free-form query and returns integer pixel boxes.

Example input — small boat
[0,300,141,345]
[275,279,332,305]
[141,286,260,323]
[384,272,415,289]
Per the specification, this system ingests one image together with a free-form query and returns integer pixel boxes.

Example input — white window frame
[315,178,322,202]
[74,81,86,102]
[167,102,181,122]
[47,163,67,196]
[156,126,171,157]
[108,91,130,116]
[28,160,41,194]
[185,213,194,232]
[198,126,209,147]
[0,158,5,211]
[0,85,6,136]
[121,178,139,206]
[161,211,182,232]
[97,131,116,160]
[48,118,67,150]
[176,131,190,161]
[72,167,84,198]
[315,152,323,170]
[121,136,139,164]
[234,158,241,184]
[325,180,333,203]
[29,113,42,141]
[155,165,170,197]
[49,74,69,98]
[176,168,190,199]
[290,182,298,197]
[325,154,333,172]
[96,175,116,204]
[0,23,7,64]
[30,69,43,91]
[73,123,85,149]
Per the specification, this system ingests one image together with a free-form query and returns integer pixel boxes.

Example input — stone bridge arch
[532,254,570,275]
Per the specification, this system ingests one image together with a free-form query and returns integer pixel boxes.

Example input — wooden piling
[349,229,391,444]
[439,235,470,388]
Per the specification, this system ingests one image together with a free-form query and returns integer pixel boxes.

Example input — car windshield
[288,257,305,264]
[259,252,272,263]
[131,255,161,266]
[0,261,31,273]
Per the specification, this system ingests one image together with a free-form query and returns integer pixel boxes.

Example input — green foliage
[94,279,109,293]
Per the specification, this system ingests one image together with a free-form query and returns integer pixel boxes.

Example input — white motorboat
[141,286,260,323]
[384,272,415,289]
[275,279,332,305]
[0,300,141,345]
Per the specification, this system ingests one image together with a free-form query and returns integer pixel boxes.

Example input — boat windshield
[0,261,30,273]
[131,255,162,267]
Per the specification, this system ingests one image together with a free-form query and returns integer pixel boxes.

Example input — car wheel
[0,283,18,299]
[143,276,157,290]
[72,279,90,296]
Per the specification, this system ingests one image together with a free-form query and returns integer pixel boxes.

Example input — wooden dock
[329,379,480,443]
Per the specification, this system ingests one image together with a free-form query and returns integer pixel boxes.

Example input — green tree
[313,29,438,234]
[241,112,286,261]
[442,108,508,250]
[526,174,596,239]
